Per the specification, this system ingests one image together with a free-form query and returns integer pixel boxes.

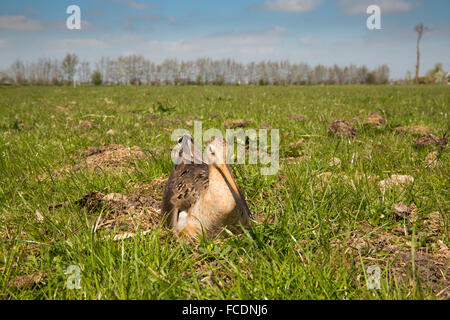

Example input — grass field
[0,84,448,300]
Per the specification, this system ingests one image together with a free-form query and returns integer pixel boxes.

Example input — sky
[0,0,449,79]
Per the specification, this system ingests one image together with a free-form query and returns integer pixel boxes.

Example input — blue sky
[0,0,449,78]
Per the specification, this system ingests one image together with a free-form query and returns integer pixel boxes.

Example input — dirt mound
[73,191,105,211]
[128,176,168,201]
[414,133,448,148]
[365,112,386,127]
[259,123,273,129]
[40,144,147,181]
[289,114,307,121]
[391,248,449,297]
[421,211,445,236]
[224,119,252,129]
[333,222,449,296]
[392,203,418,221]
[395,125,433,135]
[329,157,342,168]
[78,120,94,130]
[9,272,46,289]
[82,144,146,169]
[48,176,168,239]
[329,120,356,138]
[379,174,414,193]
[285,139,306,157]
[73,190,161,234]
[425,152,442,168]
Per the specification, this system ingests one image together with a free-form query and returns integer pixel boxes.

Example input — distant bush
[365,72,377,85]
[215,77,224,86]
[196,75,203,85]
[91,70,102,85]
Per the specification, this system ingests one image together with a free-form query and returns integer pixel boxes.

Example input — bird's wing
[161,163,209,228]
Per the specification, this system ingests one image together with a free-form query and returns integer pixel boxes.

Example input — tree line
[0,54,392,85]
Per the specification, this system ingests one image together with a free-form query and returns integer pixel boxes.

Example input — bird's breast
[205,184,237,215]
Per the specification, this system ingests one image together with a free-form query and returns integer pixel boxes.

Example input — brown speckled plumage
[161,162,209,228]
[161,135,252,238]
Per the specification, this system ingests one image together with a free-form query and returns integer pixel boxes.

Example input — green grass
[0,84,448,299]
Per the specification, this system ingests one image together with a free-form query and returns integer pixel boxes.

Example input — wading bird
[162,135,252,239]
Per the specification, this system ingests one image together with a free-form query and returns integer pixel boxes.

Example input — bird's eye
[178,136,183,144]
[208,145,214,154]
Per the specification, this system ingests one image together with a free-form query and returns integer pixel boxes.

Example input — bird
[161,135,252,239]
[170,133,203,165]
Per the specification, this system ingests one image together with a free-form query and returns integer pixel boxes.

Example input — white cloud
[258,0,323,12]
[40,19,96,31]
[338,0,415,15]
[239,46,278,55]
[206,26,286,46]
[136,26,286,60]
[56,38,108,49]
[145,39,193,53]
[0,15,44,31]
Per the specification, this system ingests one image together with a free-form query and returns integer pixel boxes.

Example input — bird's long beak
[217,163,253,219]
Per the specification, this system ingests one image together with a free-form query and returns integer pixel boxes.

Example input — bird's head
[205,136,253,219]
[205,136,230,166]
[173,133,203,165]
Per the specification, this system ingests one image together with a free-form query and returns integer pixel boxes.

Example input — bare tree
[334,65,344,84]
[51,58,61,85]
[79,61,91,84]
[414,23,429,84]
[356,65,368,84]
[9,59,26,84]
[5,54,396,86]
[61,53,79,84]
[374,64,390,84]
